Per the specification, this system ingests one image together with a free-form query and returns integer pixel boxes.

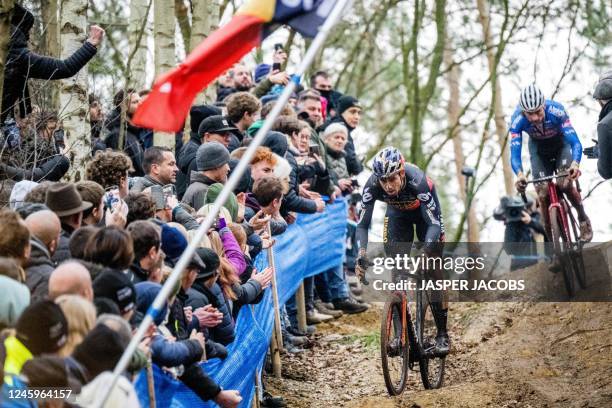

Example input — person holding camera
[585,71,612,179]
[494,196,546,271]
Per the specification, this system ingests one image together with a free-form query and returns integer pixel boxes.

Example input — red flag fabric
[132,14,264,132]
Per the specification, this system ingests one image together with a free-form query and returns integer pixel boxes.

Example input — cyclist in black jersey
[355,147,450,356]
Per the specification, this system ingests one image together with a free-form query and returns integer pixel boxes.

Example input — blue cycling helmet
[372,147,405,178]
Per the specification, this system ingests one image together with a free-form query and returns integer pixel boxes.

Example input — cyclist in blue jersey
[509,84,592,242]
[355,147,449,356]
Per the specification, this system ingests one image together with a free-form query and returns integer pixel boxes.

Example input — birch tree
[444,44,480,242]
[129,0,150,90]
[476,0,513,195]
[58,0,90,181]
[153,0,176,148]
[191,0,220,103]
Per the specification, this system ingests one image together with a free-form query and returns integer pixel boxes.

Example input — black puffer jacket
[1,155,69,182]
[176,134,201,199]
[1,5,97,123]
[282,150,317,214]
[103,108,145,176]
[24,237,54,301]
[51,223,75,265]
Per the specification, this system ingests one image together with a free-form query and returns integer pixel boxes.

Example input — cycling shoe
[434,333,450,357]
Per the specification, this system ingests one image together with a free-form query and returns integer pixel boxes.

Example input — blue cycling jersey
[508,99,582,174]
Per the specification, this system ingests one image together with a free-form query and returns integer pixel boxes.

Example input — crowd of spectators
[0,5,368,407]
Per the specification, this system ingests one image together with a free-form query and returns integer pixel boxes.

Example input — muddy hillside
[267,243,612,407]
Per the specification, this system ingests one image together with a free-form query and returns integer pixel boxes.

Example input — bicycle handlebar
[525,172,569,184]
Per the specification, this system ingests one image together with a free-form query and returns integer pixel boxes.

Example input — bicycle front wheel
[380,298,409,395]
[416,290,445,389]
[550,206,575,297]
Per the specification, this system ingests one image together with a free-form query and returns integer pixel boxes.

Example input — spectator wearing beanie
[186,248,236,346]
[182,141,230,212]
[0,275,30,331]
[3,300,68,382]
[8,180,38,210]
[92,271,137,321]
[135,282,240,405]
[323,95,363,175]
[23,209,61,301]
[176,105,222,198]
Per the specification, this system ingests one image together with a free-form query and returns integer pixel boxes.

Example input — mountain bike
[522,172,586,297]
[379,270,446,395]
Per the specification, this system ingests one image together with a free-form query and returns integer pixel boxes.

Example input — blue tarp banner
[135,198,348,407]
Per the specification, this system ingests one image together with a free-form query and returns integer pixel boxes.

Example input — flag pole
[97,0,352,405]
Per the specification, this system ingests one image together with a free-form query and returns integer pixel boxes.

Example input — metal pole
[98,0,352,405]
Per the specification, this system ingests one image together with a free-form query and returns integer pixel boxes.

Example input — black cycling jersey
[356,163,444,252]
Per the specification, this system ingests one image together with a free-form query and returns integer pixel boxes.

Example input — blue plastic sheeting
[135,199,348,407]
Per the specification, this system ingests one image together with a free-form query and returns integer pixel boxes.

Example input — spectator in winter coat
[322,95,363,175]
[310,70,343,116]
[45,183,93,264]
[322,123,355,195]
[176,105,222,198]
[275,115,333,197]
[186,248,235,345]
[1,4,103,124]
[126,221,163,284]
[136,282,242,406]
[262,131,324,215]
[182,142,230,211]
[23,210,61,300]
[0,155,70,183]
[130,147,179,193]
[2,300,68,382]
[592,71,612,179]
[225,92,262,151]
[103,89,146,176]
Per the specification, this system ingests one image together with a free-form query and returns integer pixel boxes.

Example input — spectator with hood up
[176,105,222,198]
[1,4,103,125]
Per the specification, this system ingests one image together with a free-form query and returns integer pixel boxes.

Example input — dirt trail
[267,244,612,407]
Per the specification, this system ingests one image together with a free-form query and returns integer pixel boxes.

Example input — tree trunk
[175,0,190,52]
[129,0,150,90]
[444,45,480,243]
[476,0,513,195]
[41,0,59,110]
[191,0,219,104]
[153,0,176,149]
[58,0,90,181]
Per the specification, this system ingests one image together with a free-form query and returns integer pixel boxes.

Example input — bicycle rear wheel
[380,298,409,395]
[550,206,575,297]
[566,204,587,289]
[416,290,445,389]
